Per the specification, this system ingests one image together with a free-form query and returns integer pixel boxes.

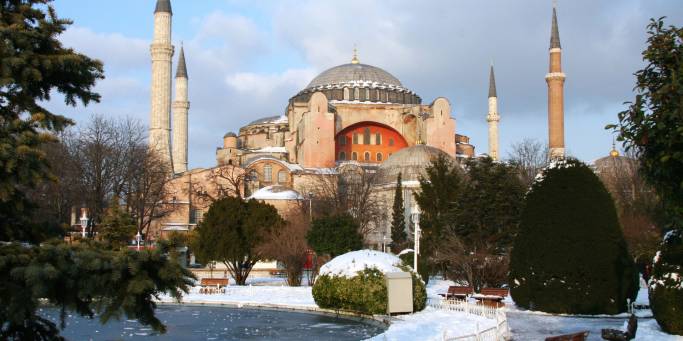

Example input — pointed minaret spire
[488,63,497,98]
[487,63,500,161]
[172,43,190,174]
[546,2,566,159]
[176,44,187,79]
[155,0,172,15]
[550,5,561,49]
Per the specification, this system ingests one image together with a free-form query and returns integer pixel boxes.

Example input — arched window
[264,164,272,182]
[338,135,346,145]
[353,133,359,144]
[377,153,383,161]
[354,88,359,101]
[339,152,346,160]
[352,152,358,161]
[375,133,381,145]
[343,87,349,100]
[364,152,371,161]
[278,170,287,183]
[389,138,395,146]
[363,128,370,145]
[365,88,370,101]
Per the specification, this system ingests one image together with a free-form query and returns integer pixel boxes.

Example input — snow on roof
[251,146,287,153]
[319,250,406,278]
[247,185,303,201]
[245,157,303,172]
[397,248,414,256]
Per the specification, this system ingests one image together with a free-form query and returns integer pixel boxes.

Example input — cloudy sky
[46,0,682,168]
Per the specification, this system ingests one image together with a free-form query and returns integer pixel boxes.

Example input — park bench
[439,286,474,300]
[199,278,229,294]
[601,314,637,341]
[472,288,509,307]
[545,331,590,341]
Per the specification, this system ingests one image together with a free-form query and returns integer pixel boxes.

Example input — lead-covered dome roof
[378,145,457,183]
[306,63,403,89]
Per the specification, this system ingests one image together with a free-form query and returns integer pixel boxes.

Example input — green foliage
[307,214,363,258]
[609,18,683,228]
[456,157,525,250]
[509,159,638,314]
[99,199,137,250]
[390,173,407,251]
[312,268,426,315]
[414,154,464,263]
[649,230,683,335]
[192,197,284,285]
[0,0,103,242]
[399,250,430,286]
[0,241,195,339]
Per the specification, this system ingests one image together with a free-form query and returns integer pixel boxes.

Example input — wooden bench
[199,278,229,294]
[472,288,509,307]
[439,286,474,300]
[601,314,637,341]
[545,331,589,341]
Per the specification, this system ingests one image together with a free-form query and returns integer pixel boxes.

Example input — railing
[427,298,510,341]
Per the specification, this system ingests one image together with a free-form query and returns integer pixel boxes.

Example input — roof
[246,115,288,126]
[154,0,172,14]
[488,64,497,98]
[378,144,457,183]
[550,7,561,49]
[223,132,237,138]
[306,63,403,89]
[247,185,303,201]
[176,46,187,78]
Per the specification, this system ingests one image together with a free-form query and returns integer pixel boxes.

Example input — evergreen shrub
[312,267,426,315]
[649,229,683,335]
[509,159,638,314]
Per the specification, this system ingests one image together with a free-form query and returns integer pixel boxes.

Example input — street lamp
[79,208,89,239]
[411,204,421,273]
[308,191,313,222]
[136,231,142,251]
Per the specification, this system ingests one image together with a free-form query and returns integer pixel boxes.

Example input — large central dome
[306,63,403,89]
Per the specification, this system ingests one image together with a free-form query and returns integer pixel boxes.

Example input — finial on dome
[610,139,620,158]
[351,46,359,64]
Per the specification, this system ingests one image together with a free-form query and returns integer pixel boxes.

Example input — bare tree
[258,212,311,286]
[191,164,246,203]
[301,165,385,244]
[507,138,549,187]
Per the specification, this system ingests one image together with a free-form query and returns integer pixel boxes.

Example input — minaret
[546,4,566,159]
[149,0,174,169]
[486,64,500,161]
[172,45,189,173]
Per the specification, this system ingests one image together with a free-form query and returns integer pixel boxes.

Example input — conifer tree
[307,214,363,258]
[390,172,407,252]
[509,159,638,314]
[99,198,137,250]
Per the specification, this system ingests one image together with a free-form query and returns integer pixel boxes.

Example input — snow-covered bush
[312,250,426,314]
[649,229,683,335]
[509,159,638,314]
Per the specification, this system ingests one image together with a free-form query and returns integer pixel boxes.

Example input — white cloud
[226,68,317,98]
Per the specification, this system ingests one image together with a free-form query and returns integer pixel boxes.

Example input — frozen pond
[40,305,384,340]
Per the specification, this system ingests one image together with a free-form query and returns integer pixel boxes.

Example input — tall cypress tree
[390,173,407,252]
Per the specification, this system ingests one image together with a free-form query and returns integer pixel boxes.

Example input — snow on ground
[366,307,495,341]
[319,250,405,278]
[159,285,316,308]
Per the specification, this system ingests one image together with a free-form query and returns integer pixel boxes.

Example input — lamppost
[308,191,313,222]
[79,208,89,239]
[135,231,142,251]
[411,204,421,273]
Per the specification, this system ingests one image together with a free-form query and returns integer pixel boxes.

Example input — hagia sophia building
[147,0,567,251]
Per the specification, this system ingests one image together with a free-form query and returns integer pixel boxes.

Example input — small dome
[223,132,237,138]
[306,63,403,90]
[378,145,457,183]
[247,185,303,201]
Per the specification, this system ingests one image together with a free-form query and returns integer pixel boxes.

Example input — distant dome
[306,63,403,90]
[246,115,288,126]
[378,145,457,183]
[247,185,303,201]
